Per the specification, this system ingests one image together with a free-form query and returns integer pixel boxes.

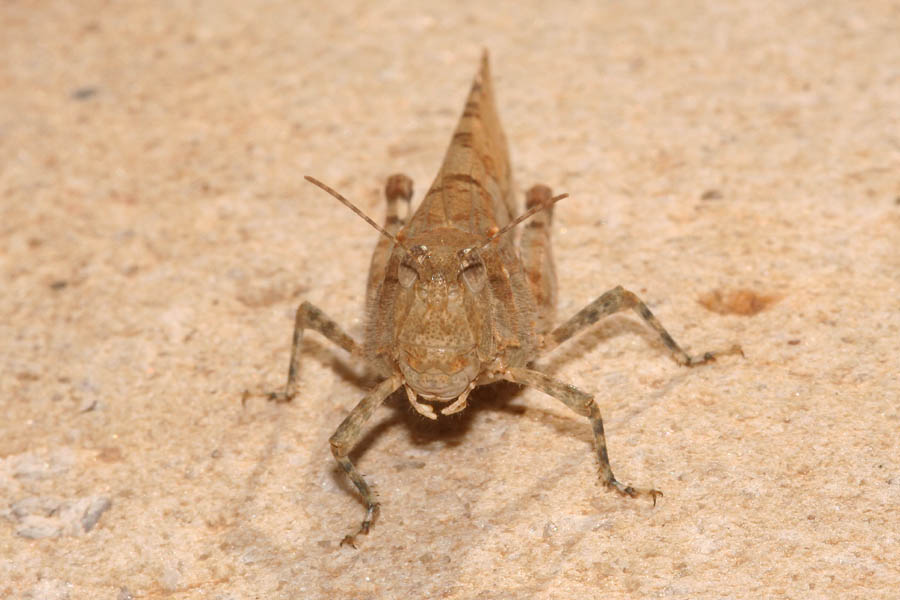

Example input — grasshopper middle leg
[269,302,363,402]
[542,285,742,363]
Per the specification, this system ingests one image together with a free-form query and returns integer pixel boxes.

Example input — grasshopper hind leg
[520,184,558,337]
[366,174,413,307]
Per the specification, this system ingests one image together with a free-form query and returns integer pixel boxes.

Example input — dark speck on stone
[71,87,98,100]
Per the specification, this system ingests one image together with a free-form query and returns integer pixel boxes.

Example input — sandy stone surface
[2,1,899,598]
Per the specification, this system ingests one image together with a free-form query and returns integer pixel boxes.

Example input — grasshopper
[272,52,741,546]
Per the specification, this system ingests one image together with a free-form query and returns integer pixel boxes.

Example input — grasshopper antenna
[478,191,568,250]
[305,176,410,252]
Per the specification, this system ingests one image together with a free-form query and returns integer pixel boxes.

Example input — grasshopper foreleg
[330,374,403,547]
[502,367,661,502]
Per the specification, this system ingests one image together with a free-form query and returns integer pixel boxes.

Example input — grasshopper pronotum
[272,52,741,546]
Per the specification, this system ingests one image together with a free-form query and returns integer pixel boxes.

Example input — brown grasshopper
[272,52,741,546]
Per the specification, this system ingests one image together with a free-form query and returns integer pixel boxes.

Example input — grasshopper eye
[459,258,486,293]
[398,262,418,288]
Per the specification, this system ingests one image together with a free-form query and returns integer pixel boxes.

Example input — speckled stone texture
[2,1,899,598]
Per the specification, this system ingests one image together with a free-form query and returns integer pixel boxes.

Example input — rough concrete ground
[2,1,899,598]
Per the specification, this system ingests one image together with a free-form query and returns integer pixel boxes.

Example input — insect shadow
[327,379,526,500]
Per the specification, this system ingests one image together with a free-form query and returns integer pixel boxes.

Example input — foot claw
[339,522,373,550]
[241,388,294,407]
[606,478,662,504]
[687,342,743,367]
[267,390,295,403]
[337,504,378,549]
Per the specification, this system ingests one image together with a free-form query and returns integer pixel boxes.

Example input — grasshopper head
[393,232,489,411]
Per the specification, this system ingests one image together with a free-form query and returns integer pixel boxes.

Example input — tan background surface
[2,1,899,598]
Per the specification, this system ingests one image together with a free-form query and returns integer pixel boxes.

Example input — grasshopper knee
[385,173,413,202]
[525,184,555,216]
[572,395,594,418]
[329,436,349,459]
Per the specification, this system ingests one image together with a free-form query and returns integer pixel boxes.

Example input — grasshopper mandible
[272,52,741,546]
